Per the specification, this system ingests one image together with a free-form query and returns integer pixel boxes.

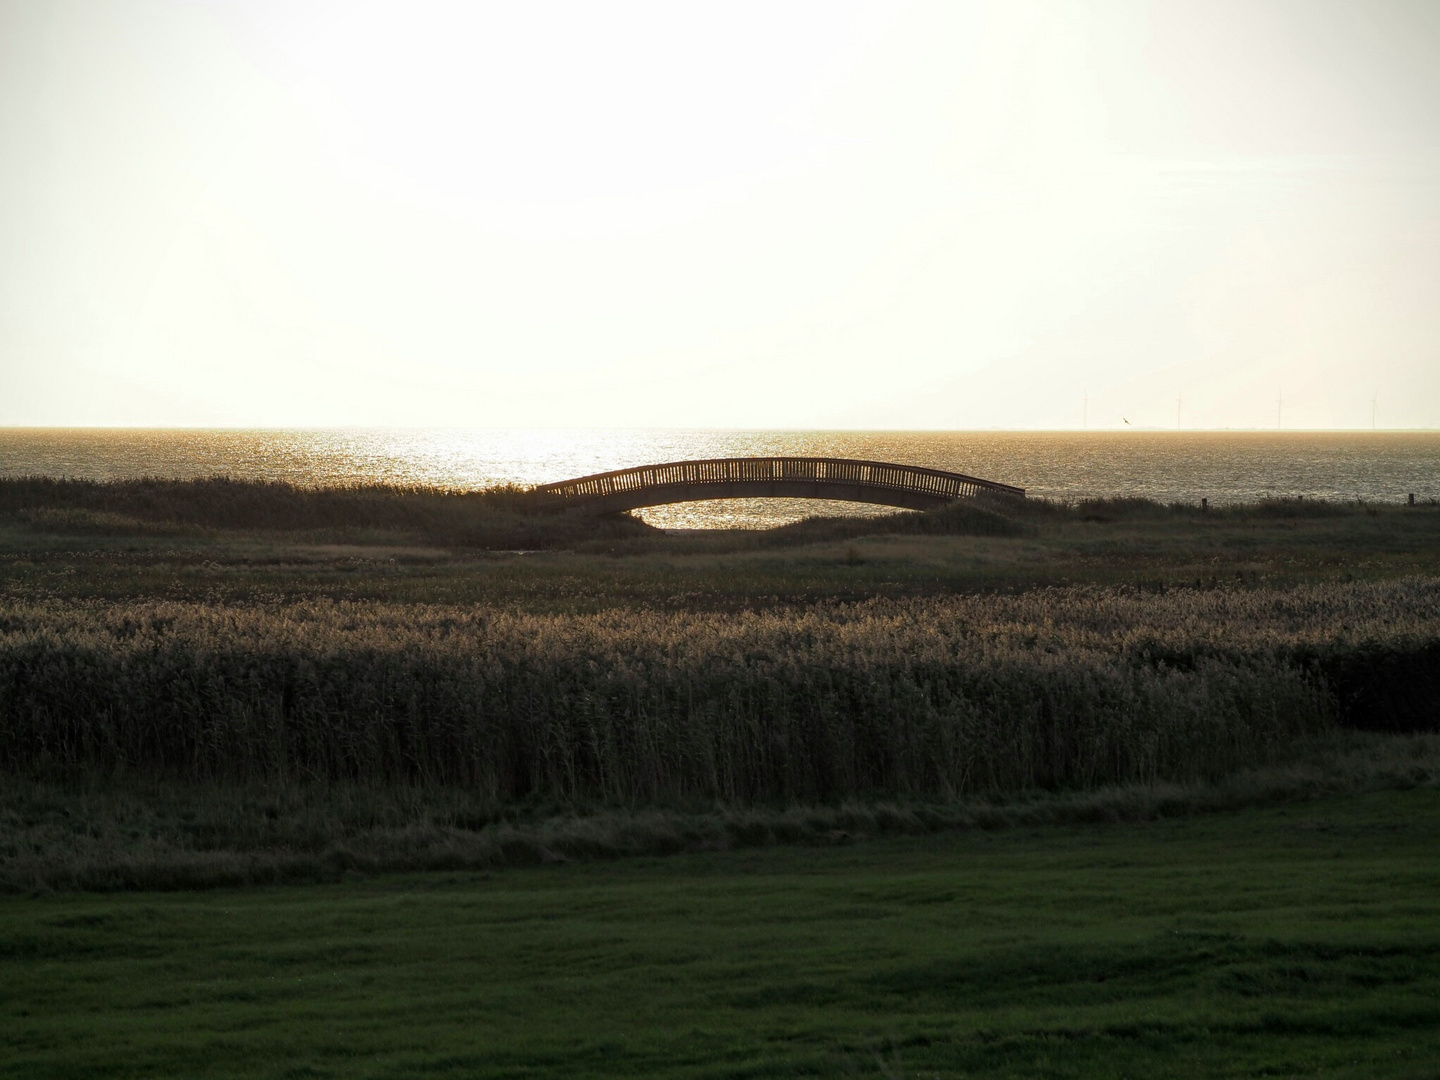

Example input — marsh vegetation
[2,475,1438,1078]
[1,477,1437,890]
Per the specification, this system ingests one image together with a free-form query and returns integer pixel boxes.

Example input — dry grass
[0,474,653,549]
[3,732,1435,893]
[3,481,1437,895]
[6,580,1438,803]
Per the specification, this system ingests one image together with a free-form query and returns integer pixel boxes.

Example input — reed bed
[0,475,652,548]
[10,476,1417,554]
[5,580,1434,805]
[7,732,1438,893]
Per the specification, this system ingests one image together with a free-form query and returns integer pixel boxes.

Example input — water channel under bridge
[529,457,1026,515]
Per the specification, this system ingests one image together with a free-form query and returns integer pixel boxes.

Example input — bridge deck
[530,456,1025,515]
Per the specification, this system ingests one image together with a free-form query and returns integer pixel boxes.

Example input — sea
[1,428,1436,530]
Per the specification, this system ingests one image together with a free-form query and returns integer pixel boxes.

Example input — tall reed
[8,580,1429,804]
[0,475,650,548]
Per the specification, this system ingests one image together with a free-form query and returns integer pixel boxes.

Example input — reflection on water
[1,428,1436,529]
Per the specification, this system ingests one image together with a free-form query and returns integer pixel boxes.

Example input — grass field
[4,478,1439,611]
[2,482,1438,882]
[4,785,1438,1078]
[2,478,1437,1076]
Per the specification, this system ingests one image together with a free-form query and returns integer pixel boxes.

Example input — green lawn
[4,787,1438,1079]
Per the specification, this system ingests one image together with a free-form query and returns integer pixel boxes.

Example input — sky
[2,0,1438,430]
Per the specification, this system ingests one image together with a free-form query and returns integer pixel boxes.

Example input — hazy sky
[3,0,1438,429]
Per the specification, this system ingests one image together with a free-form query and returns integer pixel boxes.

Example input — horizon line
[2,424,1438,435]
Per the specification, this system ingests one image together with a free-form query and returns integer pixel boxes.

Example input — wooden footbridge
[530,457,1025,515]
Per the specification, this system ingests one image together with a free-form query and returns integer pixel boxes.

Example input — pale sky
[2,0,1438,429]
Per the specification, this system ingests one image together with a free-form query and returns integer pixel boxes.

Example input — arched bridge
[530,457,1025,515]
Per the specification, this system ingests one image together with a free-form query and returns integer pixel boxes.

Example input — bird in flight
[1123,418,1131,425]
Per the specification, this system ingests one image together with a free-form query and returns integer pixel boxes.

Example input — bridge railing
[534,456,1025,503]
